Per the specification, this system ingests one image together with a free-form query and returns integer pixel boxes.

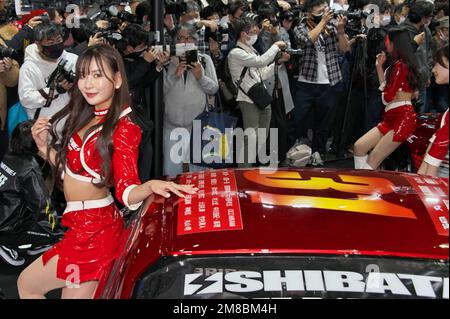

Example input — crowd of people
[0,0,448,298]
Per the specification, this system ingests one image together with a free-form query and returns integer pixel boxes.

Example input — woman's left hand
[147,180,198,198]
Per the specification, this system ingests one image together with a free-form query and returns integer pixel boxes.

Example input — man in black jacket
[121,24,170,182]
[403,0,435,113]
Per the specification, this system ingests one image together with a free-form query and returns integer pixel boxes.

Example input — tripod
[331,37,369,159]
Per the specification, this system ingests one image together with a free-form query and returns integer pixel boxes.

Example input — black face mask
[127,48,146,59]
[311,13,323,24]
[41,42,64,60]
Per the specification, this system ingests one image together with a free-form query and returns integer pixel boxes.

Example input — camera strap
[34,66,60,120]
[233,47,269,98]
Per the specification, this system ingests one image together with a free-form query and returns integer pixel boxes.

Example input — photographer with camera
[403,0,435,113]
[174,1,219,55]
[18,23,77,126]
[66,18,105,56]
[218,0,245,60]
[120,23,171,181]
[7,8,64,64]
[291,0,349,166]
[163,24,218,176]
[201,5,223,65]
[135,0,152,31]
[256,4,296,164]
[121,24,170,108]
[228,17,286,168]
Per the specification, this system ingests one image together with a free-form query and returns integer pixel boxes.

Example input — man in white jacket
[227,17,286,168]
[18,23,77,121]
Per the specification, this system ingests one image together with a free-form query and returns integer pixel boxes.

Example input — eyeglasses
[177,36,196,42]
[246,29,259,36]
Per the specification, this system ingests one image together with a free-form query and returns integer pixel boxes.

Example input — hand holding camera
[175,58,188,77]
[274,41,287,50]
[57,79,73,92]
[200,20,218,32]
[88,32,106,47]
[336,14,348,33]
[262,19,272,31]
[187,62,203,81]
[27,16,44,28]
[0,57,12,73]
[278,52,291,64]
[143,47,159,64]
[320,8,334,27]
[156,51,171,69]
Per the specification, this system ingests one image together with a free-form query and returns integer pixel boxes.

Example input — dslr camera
[0,47,20,61]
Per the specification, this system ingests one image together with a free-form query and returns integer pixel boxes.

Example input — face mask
[127,48,146,59]
[247,34,258,46]
[41,42,64,60]
[381,15,391,26]
[187,18,200,25]
[398,16,406,25]
[343,4,350,11]
[214,18,220,25]
[311,13,323,24]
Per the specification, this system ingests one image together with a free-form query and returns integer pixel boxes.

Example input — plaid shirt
[293,20,342,86]
[197,27,209,55]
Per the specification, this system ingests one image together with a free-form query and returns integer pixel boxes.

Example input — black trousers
[270,89,289,162]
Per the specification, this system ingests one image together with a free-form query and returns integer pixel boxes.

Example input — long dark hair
[49,44,131,188]
[434,44,449,69]
[385,27,422,91]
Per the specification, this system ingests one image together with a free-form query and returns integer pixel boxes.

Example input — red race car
[95,169,449,299]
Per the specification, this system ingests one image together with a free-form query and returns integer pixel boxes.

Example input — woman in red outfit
[354,28,422,170]
[418,45,449,177]
[17,44,198,299]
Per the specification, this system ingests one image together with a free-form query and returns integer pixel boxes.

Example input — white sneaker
[310,152,324,167]
[0,245,25,267]
[27,244,53,256]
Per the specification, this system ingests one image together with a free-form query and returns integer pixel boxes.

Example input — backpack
[7,101,28,137]
[219,48,248,110]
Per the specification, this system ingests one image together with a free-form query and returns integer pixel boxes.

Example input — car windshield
[133,255,449,299]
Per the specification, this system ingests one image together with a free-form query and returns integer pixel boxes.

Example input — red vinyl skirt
[42,201,129,284]
[377,105,417,143]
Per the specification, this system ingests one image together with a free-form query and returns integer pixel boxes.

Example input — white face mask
[343,4,350,11]
[381,15,391,26]
[398,16,406,25]
[187,18,200,25]
[247,34,258,46]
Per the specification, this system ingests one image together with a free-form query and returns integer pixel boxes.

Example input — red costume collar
[94,107,109,117]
